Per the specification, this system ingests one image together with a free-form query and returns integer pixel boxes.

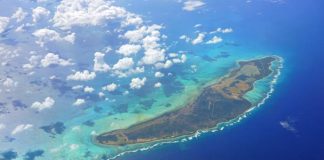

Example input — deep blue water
[119,1,324,160]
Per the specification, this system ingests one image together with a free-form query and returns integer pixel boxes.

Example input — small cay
[95,56,279,146]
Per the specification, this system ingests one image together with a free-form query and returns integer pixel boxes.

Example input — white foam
[105,57,284,160]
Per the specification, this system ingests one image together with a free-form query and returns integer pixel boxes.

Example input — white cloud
[0,124,5,130]
[36,0,48,2]
[280,120,297,133]
[154,71,164,78]
[142,48,165,65]
[98,92,105,97]
[164,60,173,68]
[72,85,83,90]
[211,27,233,34]
[141,25,166,65]
[84,86,94,93]
[172,58,181,64]
[206,36,223,44]
[179,35,191,42]
[123,26,147,43]
[64,33,76,44]
[124,27,146,43]
[142,32,161,50]
[130,77,146,89]
[67,70,96,81]
[11,7,28,22]
[172,54,187,64]
[123,91,129,95]
[169,53,178,58]
[23,55,41,69]
[221,28,233,33]
[3,78,18,88]
[191,64,198,72]
[183,0,205,11]
[0,45,20,61]
[103,46,112,53]
[192,33,205,45]
[194,24,202,28]
[112,66,145,78]
[116,44,141,56]
[181,54,187,63]
[52,0,127,30]
[33,28,75,47]
[154,82,162,88]
[69,144,79,151]
[155,60,173,69]
[32,6,50,23]
[123,24,167,66]
[102,83,117,92]
[113,57,134,70]
[122,14,143,27]
[31,97,55,111]
[41,53,74,67]
[73,98,85,106]
[93,52,110,72]
[11,124,33,135]
[15,24,26,32]
[0,16,10,33]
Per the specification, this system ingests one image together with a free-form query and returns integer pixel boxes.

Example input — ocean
[0,0,323,159]
[117,0,324,159]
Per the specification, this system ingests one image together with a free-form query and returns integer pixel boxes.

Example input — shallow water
[1,0,323,159]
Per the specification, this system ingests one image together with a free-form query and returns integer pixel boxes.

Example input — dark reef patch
[133,82,155,97]
[112,104,128,113]
[0,102,9,114]
[160,74,185,97]
[191,78,199,83]
[94,106,103,113]
[3,136,15,143]
[165,103,171,107]
[50,78,71,95]
[83,151,92,158]
[24,150,44,160]
[83,120,95,127]
[40,122,66,137]
[1,150,18,160]
[215,51,230,59]
[202,55,217,62]
[108,90,123,96]
[162,80,185,97]
[11,100,27,110]
[200,52,230,63]
[0,102,6,107]
[30,80,47,87]
[139,99,156,110]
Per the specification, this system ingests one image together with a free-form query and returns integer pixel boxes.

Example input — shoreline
[94,56,284,160]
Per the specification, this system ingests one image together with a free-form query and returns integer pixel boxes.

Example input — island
[95,56,278,146]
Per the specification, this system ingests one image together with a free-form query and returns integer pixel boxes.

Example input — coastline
[92,56,284,160]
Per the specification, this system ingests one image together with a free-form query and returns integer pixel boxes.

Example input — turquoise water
[52,54,282,159]
[1,0,323,160]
